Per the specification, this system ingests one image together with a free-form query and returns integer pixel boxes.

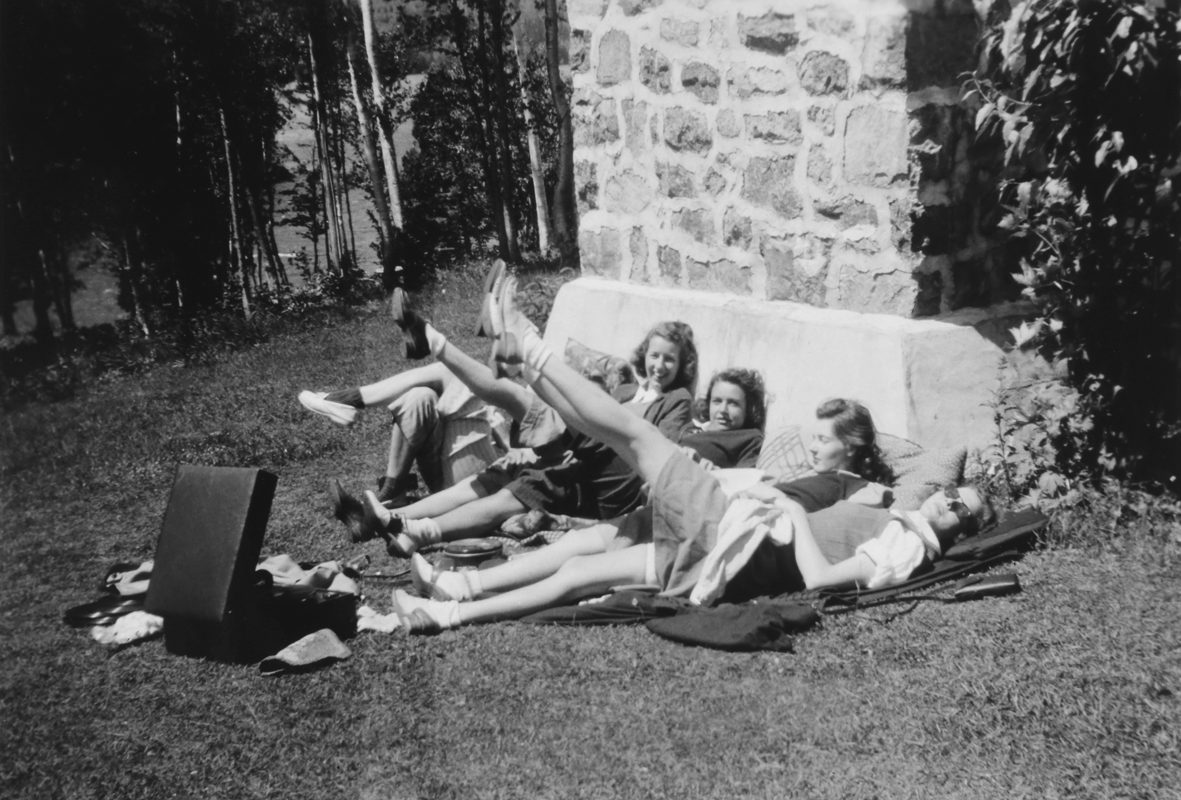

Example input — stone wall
[568,0,1001,318]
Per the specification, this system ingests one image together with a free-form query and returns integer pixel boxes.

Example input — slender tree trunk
[359,0,403,230]
[121,230,152,337]
[346,26,395,255]
[39,245,75,332]
[544,0,577,265]
[330,88,358,271]
[245,182,280,288]
[218,103,251,318]
[489,0,521,262]
[308,32,342,273]
[512,29,551,252]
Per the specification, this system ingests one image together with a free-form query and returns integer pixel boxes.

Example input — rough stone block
[728,66,791,99]
[807,104,836,136]
[741,156,802,218]
[544,278,1012,449]
[686,257,751,294]
[799,51,849,96]
[764,237,827,305]
[844,105,908,187]
[628,227,649,280]
[597,30,631,87]
[723,207,752,250]
[575,160,599,214]
[673,208,714,244]
[717,108,741,138]
[639,47,671,93]
[660,17,699,46]
[807,7,856,36]
[738,10,799,54]
[704,168,727,196]
[622,99,650,152]
[807,145,833,187]
[746,111,803,144]
[568,0,609,21]
[657,161,696,198]
[663,107,712,153]
[681,62,720,104]
[861,14,907,88]
[816,195,878,229]
[657,244,683,283]
[578,227,624,277]
[830,259,918,317]
[619,0,663,16]
[603,170,656,215]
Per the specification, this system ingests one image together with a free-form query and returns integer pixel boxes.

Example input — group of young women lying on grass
[299,263,994,633]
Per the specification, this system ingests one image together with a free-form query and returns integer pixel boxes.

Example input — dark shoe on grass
[330,479,370,544]
[390,288,431,360]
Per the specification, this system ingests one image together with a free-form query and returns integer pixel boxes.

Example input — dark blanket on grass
[519,508,1047,652]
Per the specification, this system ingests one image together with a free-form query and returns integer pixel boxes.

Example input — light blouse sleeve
[854,520,928,590]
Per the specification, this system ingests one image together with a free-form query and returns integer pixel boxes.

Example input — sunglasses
[942,486,979,536]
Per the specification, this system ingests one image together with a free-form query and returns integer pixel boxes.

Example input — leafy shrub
[970,0,1181,488]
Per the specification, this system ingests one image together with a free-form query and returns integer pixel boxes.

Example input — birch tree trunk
[218,103,251,318]
[359,0,403,230]
[346,26,396,255]
[512,29,552,252]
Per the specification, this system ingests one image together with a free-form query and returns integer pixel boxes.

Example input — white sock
[425,323,447,358]
[403,517,443,546]
[521,328,552,383]
[394,590,461,630]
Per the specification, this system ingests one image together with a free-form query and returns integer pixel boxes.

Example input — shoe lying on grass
[298,391,357,427]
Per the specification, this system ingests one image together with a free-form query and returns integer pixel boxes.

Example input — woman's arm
[780,499,877,590]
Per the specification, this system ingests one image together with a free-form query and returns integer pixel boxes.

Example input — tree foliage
[971,0,1181,489]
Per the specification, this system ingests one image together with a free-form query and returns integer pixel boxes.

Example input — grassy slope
[1,264,1178,800]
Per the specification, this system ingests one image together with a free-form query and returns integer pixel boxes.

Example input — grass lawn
[2,262,1178,799]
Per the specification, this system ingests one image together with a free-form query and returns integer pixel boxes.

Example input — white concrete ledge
[543,278,1027,450]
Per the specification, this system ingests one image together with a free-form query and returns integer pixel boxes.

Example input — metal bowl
[441,538,505,569]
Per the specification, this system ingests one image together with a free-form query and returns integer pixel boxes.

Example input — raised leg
[358,362,449,407]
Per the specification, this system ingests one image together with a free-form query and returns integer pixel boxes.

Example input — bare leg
[435,340,534,421]
[520,335,676,485]
[358,362,449,407]
[394,474,490,519]
[428,489,526,540]
[471,525,619,593]
[457,546,648,624]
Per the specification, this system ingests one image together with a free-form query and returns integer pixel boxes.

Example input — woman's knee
[389,386,440,421]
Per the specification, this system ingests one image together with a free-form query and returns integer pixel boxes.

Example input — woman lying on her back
[388,271,994,632]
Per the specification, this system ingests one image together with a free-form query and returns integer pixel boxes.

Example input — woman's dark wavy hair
[630,321,698,395]
[815,397,893,484]
[695,368,767,431]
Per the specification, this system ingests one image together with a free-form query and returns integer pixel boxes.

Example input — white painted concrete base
[544,278,1027,450]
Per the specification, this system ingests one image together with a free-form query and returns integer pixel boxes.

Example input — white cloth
[689,498,792,606]
[356,604,403,634]
[91,611,164,646]
[855,511,940,590]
